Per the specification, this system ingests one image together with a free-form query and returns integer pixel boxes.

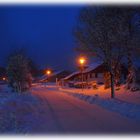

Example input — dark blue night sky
[0,5,82,71]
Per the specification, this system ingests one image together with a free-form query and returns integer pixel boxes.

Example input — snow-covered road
[0,84,140,134]
[31,86,140,134]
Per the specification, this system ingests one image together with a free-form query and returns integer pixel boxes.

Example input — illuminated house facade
[61,63,127,88]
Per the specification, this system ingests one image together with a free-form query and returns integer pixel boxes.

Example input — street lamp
[2,77,6,81]
[46,70,51,76]
[45,69,52,85]
[78,57,86,91]
[79,57,86,65]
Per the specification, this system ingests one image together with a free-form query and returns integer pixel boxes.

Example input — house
[39,70,71,83]
[47,70,71,82]
[61,63,106,88]
[61,63,127,89]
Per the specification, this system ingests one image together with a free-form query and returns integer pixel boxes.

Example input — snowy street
[0,84,140,134]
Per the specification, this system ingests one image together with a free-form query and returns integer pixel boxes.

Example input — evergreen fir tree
[7,52,32,92]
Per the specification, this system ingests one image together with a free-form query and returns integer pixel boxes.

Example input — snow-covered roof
[38,74,47,80]
[64,63,102,80]
[39,70,66,82]
[63,71,80,80]
[83,63,101,73]
[50,70,64,77]
[40,63,105,81]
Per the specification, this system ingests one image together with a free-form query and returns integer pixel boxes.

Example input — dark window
[95,73,98,78]
[90,73,92,78]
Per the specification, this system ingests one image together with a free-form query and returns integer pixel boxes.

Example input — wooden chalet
[60,63,127,88]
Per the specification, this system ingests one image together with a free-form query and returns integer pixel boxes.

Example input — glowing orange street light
[78,57,86,91]
[2,77,6,81]
[45,70,52,86]
[79,57,86,65]
[46,70,51,75]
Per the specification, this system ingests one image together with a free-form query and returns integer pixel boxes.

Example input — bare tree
[75,6,127,98]
[117,7,140,90]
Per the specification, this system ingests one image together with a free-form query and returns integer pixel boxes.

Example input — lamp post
[45,69,51,86]
[46,70,51,76]
[79,57,86,91]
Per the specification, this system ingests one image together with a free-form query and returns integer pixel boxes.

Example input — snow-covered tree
[114,8,140,90]
[125,65,140,91]
[7,51,32,92]
[75,7,126,98]
[75,6,140,97]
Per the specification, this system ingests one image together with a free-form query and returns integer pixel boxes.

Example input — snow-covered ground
[0,83,140,134]
[59,85,140,104]
[59,85,140,121]
[0,85,40,134]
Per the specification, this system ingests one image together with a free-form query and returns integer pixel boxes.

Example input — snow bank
[61,90,140,121]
